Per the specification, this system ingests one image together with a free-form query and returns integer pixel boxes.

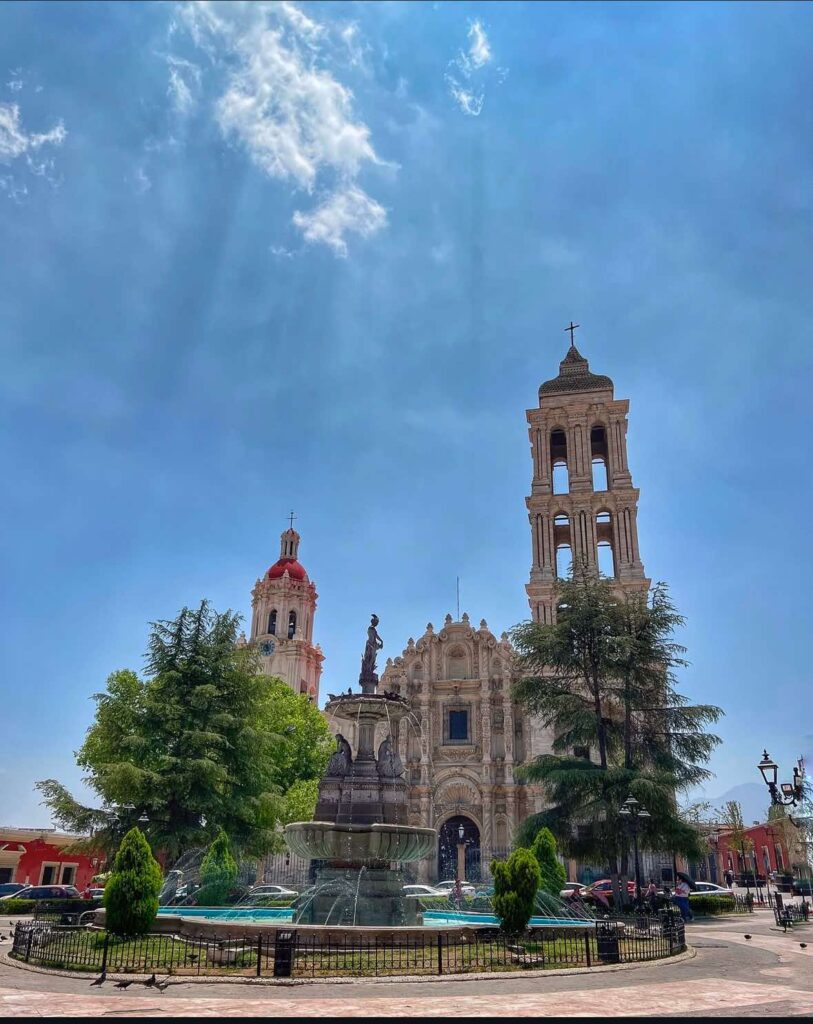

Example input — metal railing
[11,915,685,979]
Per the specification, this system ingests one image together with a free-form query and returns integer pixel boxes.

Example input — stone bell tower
[249,520,324,701]
[525,329,650,624]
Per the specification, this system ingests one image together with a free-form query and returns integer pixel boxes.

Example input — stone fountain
[285,615,436,925]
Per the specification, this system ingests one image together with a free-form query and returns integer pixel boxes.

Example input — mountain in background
[703,783,770,824]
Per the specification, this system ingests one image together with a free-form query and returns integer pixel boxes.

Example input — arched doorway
[437,816,481,882]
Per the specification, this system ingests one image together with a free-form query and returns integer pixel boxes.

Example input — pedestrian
[724,869,734,889]
[673,877,694,922]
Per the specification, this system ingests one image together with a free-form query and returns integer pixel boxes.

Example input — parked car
[792,878,813,897]
[692,882,732,896]
[582,879,636,907]
[560,881,587,900]
[80,887,106,900]
[0,883,27,898]
[246,884,298,899]
[0,885,81,901]
[402,884,446,898]
[434,879,476,897]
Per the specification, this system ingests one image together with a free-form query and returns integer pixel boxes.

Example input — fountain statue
[285,615,436,925]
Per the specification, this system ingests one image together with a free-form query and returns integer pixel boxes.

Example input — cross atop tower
[288,510,297,531]
[564,321,580,346]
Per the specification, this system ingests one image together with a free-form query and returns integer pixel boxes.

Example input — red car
[583,879,637,907]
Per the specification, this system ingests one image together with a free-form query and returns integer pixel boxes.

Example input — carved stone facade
[248,526,324,702]
[374,614,553,882]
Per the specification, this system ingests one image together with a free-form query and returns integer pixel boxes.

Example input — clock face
[260,640,276,656]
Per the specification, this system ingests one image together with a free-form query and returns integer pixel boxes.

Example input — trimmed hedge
[689,894,736,916]
[0,899,35,915]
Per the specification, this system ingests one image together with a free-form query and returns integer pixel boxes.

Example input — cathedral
[252,337,651,884]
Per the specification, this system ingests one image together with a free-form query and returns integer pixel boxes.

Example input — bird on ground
[90,972,106,987]
[156,979,170,992]
[800,943,808,949]
[744,934,752,940]
[143,973,157,987]
[115,980,133,989]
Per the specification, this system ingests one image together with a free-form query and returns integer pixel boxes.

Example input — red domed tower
[249,522,323,702]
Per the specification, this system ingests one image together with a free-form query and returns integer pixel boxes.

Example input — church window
[556,543,573,580]
[448,710,469,742]
[300,680,307,694]
[268,609,277,635]
[591,425,610,491]
[288,611,297,639]
[551,429,569,494]
[595,511,616,578]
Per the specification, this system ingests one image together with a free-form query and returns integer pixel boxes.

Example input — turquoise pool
[157,907,294,922]
[422,910,591,928]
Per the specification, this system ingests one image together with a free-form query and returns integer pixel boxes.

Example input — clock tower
[249,523,323,702]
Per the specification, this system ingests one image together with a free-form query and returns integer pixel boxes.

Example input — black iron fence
[11,915,685,979]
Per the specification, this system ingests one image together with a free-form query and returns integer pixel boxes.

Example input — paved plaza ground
[0,910,810,1017]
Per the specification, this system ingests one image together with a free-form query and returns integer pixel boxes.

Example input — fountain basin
[285,821,435,865]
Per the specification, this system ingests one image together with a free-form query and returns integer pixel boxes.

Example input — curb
[0,945,696,988]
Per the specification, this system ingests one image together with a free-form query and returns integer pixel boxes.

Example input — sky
[1,0,812,828]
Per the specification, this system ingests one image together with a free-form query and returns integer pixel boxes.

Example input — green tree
[491,848,542,936]
[529,827,566,898]
[196,830,238,906]
[510,570,722,896]
[722,800,754,885]
[104,827,162,936]
[37,601,332,860]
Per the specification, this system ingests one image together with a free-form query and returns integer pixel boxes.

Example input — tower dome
[267,529,309,581]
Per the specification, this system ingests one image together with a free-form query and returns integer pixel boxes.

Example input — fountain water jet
[285,615,436,925]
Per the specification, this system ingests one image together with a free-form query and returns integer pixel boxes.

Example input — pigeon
[143,973,157,987]
[90,972,107,987]
[115,980,133,989]
[156,979,170,992]
[744,934,752,940]
[800,943,808,949]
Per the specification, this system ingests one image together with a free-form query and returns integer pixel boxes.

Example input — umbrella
[676,871,696,890]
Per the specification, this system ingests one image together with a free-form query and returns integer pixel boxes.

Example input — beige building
[248,525,324,703]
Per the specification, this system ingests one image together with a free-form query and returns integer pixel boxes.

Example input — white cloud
[0,173,28,203]
[134,166,152,193]
[446,18,501,117]
[0,102,66,164]
[167,56,201,114]
[292,185,386,256]
[176,1,386,254]
[269,243,295,258]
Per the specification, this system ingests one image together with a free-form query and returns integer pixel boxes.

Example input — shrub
[491,848,541,936]
[688,894,735,916]
[196,831,238,907]
[0,899,35,915]
[530,827,567,898]
[104,827,162,936]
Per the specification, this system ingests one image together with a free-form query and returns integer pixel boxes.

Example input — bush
[491,848,541,936]
[0,899,35,915]
[530,827,567,897]
[104,827,162,936]
[196,831,238,907]
[689,894,735,916]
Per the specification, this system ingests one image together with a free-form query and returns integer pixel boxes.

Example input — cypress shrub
[491,848,542,936]
[104,827,162,936]
[530,827,567,897]
[196,831,237,906]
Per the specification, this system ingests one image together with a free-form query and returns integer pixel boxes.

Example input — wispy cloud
[174,1,387,255]
[0,101,66,199]
[166,55,201,114]
[6,68,24,92]
[292,185,386,256]
[445,19,504,118]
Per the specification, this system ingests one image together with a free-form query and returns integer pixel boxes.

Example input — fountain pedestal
[284,658,436,925]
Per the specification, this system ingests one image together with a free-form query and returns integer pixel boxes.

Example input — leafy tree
[529,827,566,898]
[491,848,541,936]
[196,830,238,906]
[37,601,332,860]
[104,827,162,936]
[510,569,722,895]
[722,800,754,883]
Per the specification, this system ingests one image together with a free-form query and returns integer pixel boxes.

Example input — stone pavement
[0,911,810,1017]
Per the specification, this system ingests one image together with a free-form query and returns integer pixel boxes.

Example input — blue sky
[2,1,812,827]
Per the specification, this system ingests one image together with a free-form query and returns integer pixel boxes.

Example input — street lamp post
[619,795,651,905]
[758,751,805,807]
[455,824,466,909]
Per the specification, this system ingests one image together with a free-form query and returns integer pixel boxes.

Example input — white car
[401,884,446,898]
[560,881,587,899]
[247,884,298,899]
[434,879,476,897]
[692,882,731,896]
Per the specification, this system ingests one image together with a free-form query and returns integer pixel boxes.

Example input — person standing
[724,868,734,889]
[673,878,693,921]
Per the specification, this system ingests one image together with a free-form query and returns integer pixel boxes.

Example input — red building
[0,828,103,891]
[696,819,800,883]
